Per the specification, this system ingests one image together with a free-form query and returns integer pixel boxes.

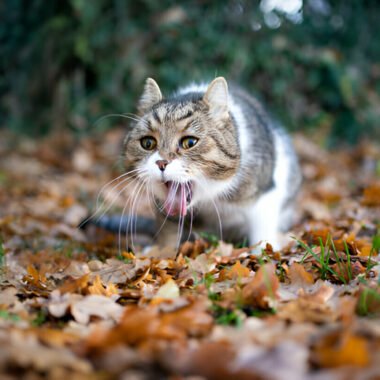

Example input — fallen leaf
[288,262,314,287]
[362,184,380,206]
[85,301,213,351]
[87,275,119,297]
[36,328,81,348]
[313,330,370,368]
[154,278,180,300]
[70,295,123,324]
[277,283,336,323]
[219,260,251,281]
[242,263,279,308]
[58,274,90,294]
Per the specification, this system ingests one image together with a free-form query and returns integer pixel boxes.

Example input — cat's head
[123,77,241,217]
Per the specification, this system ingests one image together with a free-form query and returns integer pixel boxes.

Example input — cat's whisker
[126,179,147,251]
[158,181,184,212]
[153,181,179,240]
[185,182,194,242]
[176,207,186,251]
[145,181,159,218]
[117,176,147,252]
[198,180,223,242]
[94,175,140,223]
[123,180,140,251]
[118,185,133,254]
[94,172,139,215]
[122,112,149,124]
[176,182,190,248]
[79,172,140,228]
[131,180,147,247]
[93,113,149,128]
[186,207,194,242]
[95,168,141,210]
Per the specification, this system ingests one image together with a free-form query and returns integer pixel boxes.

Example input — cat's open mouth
[163,181,193,217]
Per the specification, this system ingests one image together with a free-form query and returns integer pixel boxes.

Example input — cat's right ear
[138,78,163,114]
[203,77,229,119]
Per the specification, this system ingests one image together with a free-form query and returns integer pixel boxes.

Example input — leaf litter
[0,130,380,379]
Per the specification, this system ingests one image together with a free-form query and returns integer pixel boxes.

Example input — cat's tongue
[164,182,189,217]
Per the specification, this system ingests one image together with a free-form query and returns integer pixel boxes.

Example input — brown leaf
[179,239,208,257]
[278,283,336,323]
[85,301,213,352]
[87,275,118,297]
[313,330,370,368]
[70,295,123,324]
[288,262,314,287]
[36,328,81,348]
[153,278,180,300]
[219,260,251,281]
[358,243,376,257]
[242,263,279,308]
[58,274,90,294]
[362,183,380,206]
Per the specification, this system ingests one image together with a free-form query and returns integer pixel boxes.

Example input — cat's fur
[123,77,301,249]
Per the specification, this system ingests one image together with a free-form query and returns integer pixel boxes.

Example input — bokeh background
[1,0,379,145]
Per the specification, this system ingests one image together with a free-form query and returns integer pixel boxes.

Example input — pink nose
[155,160,168,171]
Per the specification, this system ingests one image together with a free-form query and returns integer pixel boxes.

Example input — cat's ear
[203,77,229,118]
[138,78,163,114]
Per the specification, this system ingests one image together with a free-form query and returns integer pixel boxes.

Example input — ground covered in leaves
[0,129,380,380]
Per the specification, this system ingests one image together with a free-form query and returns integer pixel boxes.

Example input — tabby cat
[122,77,301,250]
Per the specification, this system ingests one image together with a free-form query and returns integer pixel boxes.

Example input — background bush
[1,0,379,144]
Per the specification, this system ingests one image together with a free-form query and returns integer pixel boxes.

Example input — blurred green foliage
[0,0,379,144]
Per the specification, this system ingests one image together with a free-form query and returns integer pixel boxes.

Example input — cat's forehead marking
[152,108,161,124]
[147,102,199,132]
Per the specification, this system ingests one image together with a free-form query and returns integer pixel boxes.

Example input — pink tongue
[164,182,187,217]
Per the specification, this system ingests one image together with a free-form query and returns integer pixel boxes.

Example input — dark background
[1,0,379,145]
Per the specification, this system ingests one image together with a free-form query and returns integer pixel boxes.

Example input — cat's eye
[180,136,198,149]
[140,136,157,150]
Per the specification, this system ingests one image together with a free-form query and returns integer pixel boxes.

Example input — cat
[120,77,302,251]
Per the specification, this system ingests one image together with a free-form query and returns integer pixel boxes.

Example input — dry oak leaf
[166,339,308,380]
[277,283,336,323]
[288,262,314,287]
[27,264,47,284]
[58,274,90,294]
[242,263,279,309]
[362,183,380,206]
[48,291,82,318]
[153,278,180,301]
[358,242,377,257]
[20,264,51,297]
[313,330,370,368]
[219,260,251,281]
[0,329,92,373]
[70,294,123,324]
[87,275,119,297]
[35,328,82,348]
[166,341,240,380]
[179,239,208,257]
[85,301,213,351]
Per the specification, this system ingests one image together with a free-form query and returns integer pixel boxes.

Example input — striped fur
[123,77,301,249]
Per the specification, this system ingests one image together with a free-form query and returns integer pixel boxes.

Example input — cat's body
[122,77,301,250]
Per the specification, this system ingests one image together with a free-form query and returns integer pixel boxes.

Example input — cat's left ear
[138,78,163,114]
[203,77,229,118]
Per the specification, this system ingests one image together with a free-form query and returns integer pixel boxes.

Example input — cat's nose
[155,159,169,171]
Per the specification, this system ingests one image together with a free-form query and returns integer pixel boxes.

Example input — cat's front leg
[247,190,282,251]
